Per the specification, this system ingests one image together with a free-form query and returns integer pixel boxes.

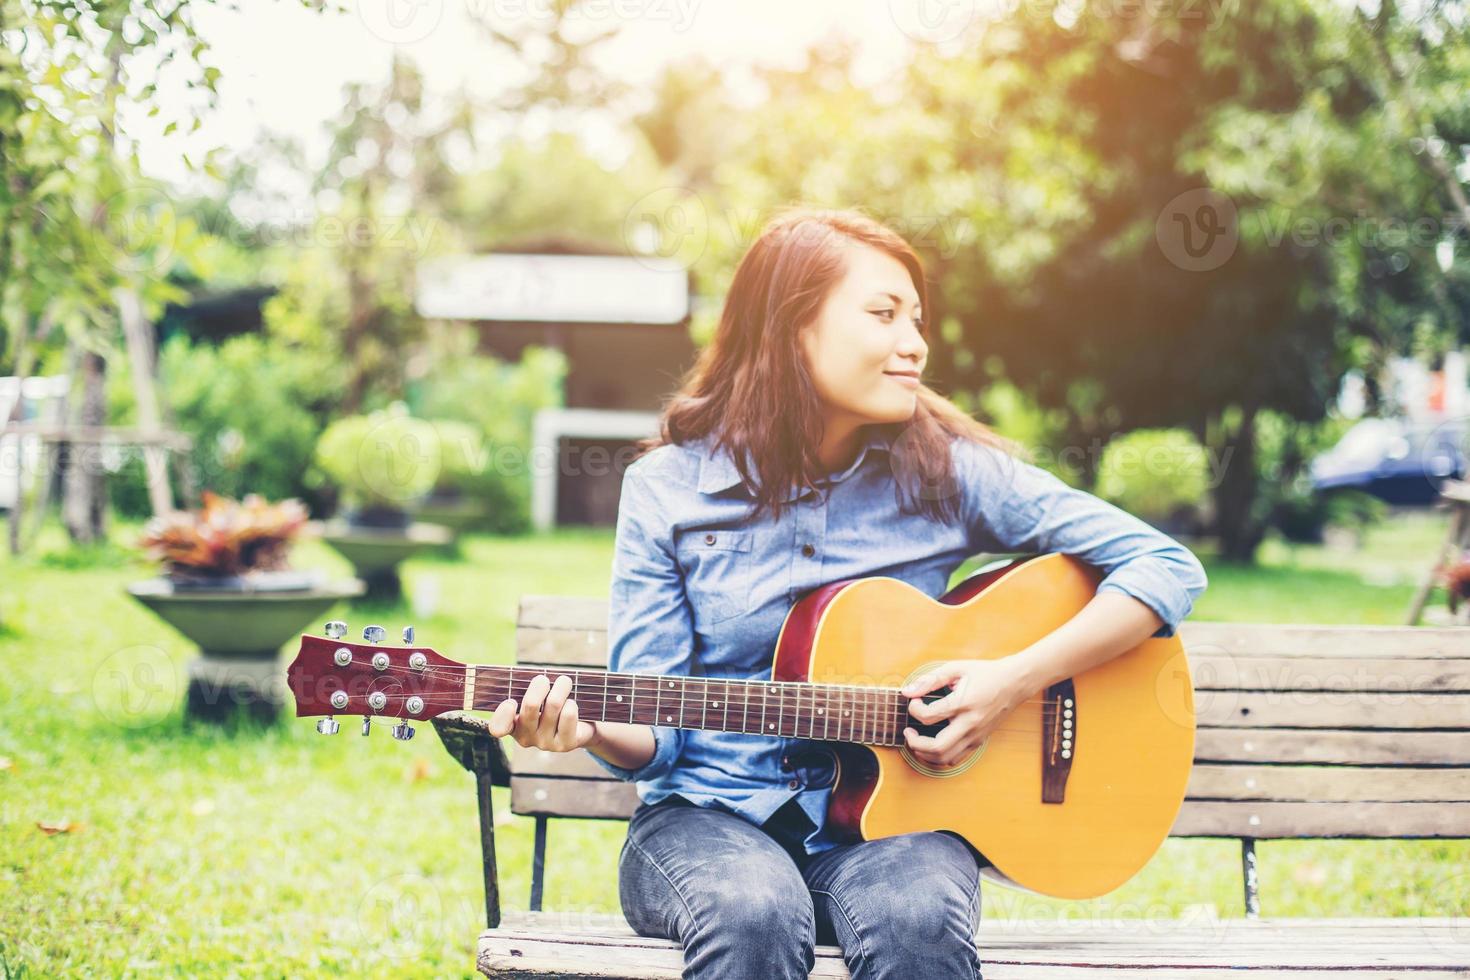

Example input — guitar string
[306,660,1080,736]
[308,657,1074,709]
[304,663,1076,744]
[315,659,1077,719]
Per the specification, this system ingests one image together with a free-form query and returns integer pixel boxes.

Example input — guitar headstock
[287,621,469,738]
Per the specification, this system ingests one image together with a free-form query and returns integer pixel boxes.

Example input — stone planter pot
[126,571,365,723]
[414,492,487,556]
[317,518,452,600]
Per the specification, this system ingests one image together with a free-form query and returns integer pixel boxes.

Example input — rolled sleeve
[589,464,694,783]
[958,440,1208,638]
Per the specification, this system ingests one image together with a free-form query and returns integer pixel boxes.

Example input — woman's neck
[815,420,865,475]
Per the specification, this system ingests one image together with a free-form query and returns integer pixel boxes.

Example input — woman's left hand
[900,657,1034,768]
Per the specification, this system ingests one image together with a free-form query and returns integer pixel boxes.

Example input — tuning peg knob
[363,624,386,644]
[402,625,415,645]
[391,721,416,741]
[324,620,347,639]
[316,716,340,735]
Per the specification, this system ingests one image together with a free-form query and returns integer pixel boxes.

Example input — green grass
[1,512,1466,977]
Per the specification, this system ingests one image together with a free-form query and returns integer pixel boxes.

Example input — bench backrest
[510,595,1470,840]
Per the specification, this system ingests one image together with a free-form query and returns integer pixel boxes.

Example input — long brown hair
[636,205,1021,525]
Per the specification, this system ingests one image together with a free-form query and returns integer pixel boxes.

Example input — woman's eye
[873,309,896,321]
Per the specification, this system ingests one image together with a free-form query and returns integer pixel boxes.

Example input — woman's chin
[861,396,917,424]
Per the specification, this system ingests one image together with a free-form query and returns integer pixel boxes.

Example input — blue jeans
[617,793,985,979]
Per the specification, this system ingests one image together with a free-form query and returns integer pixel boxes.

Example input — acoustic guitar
[286,552,1196,899]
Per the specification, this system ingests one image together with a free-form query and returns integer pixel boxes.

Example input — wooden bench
[431,595,1470,978]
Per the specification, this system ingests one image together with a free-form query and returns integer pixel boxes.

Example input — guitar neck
[466,664,907,747]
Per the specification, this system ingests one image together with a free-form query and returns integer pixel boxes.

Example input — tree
[667,1,1469,561]
[1,0,231,543]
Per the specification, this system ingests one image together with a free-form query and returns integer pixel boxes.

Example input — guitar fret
[474,666,907,745]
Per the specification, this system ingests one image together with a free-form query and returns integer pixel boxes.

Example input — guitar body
[773,553,1196,899]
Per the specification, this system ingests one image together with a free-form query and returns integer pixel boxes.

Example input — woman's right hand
[486,672,599,752]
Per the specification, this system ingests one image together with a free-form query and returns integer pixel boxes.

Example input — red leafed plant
[138,491,311,579]
[1445,554,1470,616]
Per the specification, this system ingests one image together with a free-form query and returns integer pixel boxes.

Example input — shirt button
[788,779,800,790]
[704,533,715,544]
[801,544,815,558]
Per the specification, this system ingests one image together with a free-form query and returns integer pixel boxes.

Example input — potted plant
[312,404,451,598]
[414,419,488,554]
[127,491,365,723]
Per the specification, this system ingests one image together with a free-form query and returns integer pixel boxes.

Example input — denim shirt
[589,426,1208,856]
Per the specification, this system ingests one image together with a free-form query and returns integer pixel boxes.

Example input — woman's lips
[885,372,920,388]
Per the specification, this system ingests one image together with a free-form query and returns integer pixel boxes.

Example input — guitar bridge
[1041,679,1075,804]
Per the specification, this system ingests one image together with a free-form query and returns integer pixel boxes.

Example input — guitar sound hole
[907,684,952,739]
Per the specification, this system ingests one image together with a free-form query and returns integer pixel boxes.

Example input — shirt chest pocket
[675,529,755,627]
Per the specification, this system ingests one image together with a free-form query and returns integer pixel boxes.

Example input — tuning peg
[361,716,372,736]
[401,625,415,645]
[316,715,340,735]
[391,720,416,741]
[324,620,347,639]
[362,624,386,644]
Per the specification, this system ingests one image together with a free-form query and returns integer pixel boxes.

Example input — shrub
[311,404,441,514]
[411,329,566,533]
[108,333,344,518]
[1094,429,1209,528]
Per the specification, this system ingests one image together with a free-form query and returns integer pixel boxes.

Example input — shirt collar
[696,427,894,500]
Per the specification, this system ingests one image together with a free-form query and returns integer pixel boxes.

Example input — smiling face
[798,243,929,437]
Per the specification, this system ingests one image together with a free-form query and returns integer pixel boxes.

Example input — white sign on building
[415,253,690,324]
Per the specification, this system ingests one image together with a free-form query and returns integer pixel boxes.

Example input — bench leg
[476,771,502,929]
[1241,837,1260,918]
[531,815,548,912]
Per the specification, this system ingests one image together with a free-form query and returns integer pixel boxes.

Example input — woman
[485,206,1209,979]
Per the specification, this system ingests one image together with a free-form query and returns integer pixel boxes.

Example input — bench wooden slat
[517,597,1470,660]
[1196,690,1470,728]
[515,626,1470,679]
[507,788,1470,835]
[518,595,614,633]
[1190,655,1470,692]
[511,775,639,819]
[1178,622,1470,658]
[519,753,1470,805]
[1172,799,1470,837]
[513,743,620,779]
[1194,728,1470,765]
[478,913,1470,978]
[1187,763,1470,802]
[516,629,616,669]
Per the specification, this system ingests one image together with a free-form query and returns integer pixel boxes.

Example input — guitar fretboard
[469,665,908,747]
